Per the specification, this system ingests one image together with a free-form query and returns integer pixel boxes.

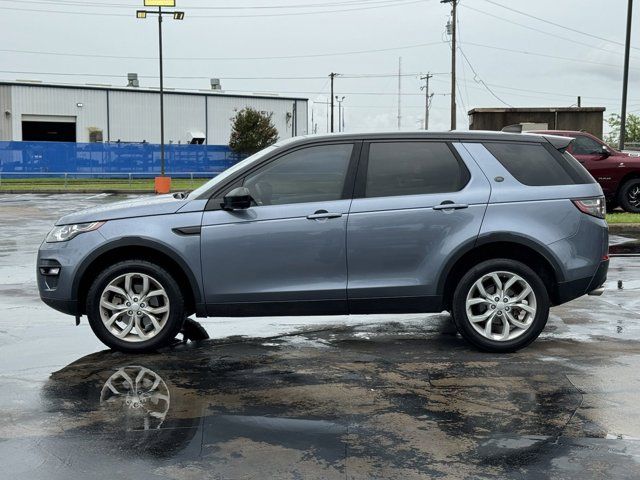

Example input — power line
[482,0,639,52]
[0,0,415,10]
[0,0,430,18]
[456,46,512,107]
[0,41,446,61]
[461,3,631,58]
[461,41,638,71]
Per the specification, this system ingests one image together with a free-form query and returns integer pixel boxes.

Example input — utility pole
[397,57,402,130]
[420,73,434,130]
[441,0,457,130]
[619,0,633,150]
[336,96,345,132]
[329,73,338,133]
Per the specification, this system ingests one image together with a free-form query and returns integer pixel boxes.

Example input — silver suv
[38,132,609,353]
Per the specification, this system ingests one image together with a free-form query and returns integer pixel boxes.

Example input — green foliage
[605,113,640,146]
[229,107,279,156]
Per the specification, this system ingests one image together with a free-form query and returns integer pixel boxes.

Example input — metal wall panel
[11,86,107,142]
[4,84,308,145]
[107,90,160,143]
[207,96,306,145]
[295,100,309,136]
[0,86,11,141]
[108,90,207,144]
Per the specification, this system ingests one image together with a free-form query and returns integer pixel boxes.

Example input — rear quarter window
[484,142,595,186]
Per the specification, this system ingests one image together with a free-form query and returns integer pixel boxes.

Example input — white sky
[0,0,637,133]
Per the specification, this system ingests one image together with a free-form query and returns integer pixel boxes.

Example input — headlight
[45,221,105,243]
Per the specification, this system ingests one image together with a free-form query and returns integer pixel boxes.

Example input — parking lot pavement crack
[553,374,585,444]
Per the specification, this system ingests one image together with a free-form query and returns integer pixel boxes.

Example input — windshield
[190,144,280,199]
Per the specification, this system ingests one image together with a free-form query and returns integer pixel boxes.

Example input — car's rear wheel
[618,178,640,213]
[451,259,550,353]
[87,260,185,353]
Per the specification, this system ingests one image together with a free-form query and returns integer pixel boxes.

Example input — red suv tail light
[572,196,606,219]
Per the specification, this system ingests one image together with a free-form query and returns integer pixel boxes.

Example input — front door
[200,142,359,316]
[346,141,491,313]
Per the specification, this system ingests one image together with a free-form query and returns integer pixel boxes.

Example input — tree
[229,107,279,156]
[604,113,640,146]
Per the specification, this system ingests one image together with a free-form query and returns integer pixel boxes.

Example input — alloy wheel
[627,184,640,208]
[99,273,170,342]
[465,270,537,342]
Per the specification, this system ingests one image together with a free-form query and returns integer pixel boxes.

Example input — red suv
[532,130,640,213]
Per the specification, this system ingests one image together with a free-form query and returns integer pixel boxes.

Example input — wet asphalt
[1,194,640,480]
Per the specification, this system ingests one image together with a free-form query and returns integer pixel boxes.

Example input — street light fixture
[136,0,185,193]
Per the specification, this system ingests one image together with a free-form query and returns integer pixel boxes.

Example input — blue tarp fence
[0,141,244,178]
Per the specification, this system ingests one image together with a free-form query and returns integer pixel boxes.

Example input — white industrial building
[0,80,308,145]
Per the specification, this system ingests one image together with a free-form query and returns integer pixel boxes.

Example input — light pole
[136,1,184,192]
[335,96,345,133]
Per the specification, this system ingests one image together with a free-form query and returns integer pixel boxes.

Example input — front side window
[365,142,469,198]
[243,143,353,206]
[570,135,603,155]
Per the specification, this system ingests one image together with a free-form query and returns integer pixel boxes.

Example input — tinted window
[243,144,353,206]
[484,142,594,186]
[570,135,602,155]
[365,142,469,198]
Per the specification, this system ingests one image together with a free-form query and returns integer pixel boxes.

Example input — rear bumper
[555,259,609,304]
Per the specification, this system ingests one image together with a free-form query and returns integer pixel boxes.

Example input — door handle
[307,210,343,220]
[433,202,469,211]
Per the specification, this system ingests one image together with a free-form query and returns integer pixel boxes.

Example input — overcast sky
[0,0,637,133]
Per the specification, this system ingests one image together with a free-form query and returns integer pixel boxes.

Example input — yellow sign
[144,0,176,6]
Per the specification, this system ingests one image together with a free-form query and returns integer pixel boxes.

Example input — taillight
[572,196,606,219]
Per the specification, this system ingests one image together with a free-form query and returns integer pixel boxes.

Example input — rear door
[346,140,491,313]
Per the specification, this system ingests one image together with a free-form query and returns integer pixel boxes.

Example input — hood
[622,150,640,158]
[56,194,189,225]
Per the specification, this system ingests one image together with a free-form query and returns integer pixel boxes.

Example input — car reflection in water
[99,366,171,431]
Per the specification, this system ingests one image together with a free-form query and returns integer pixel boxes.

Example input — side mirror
[221,187,253,211]
[600,146,611,158]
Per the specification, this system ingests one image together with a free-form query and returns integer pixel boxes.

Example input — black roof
[285,130,573,149]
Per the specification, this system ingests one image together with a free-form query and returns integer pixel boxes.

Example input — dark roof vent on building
[210,78,222,90]
[127,73,140,88]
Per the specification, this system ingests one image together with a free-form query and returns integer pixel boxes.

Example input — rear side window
[365,142,470,198]
[484,142,594,186]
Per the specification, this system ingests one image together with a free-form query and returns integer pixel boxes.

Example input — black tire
[451,259,550,353]
[618,178,640,213]
[86,260,185,353]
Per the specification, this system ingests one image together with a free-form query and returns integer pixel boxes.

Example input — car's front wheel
[618,178,640,213]
[86,260,185,353]
[451,259,550,353]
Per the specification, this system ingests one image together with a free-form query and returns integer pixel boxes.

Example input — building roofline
[0,80,308,103]
[468,107,606,114]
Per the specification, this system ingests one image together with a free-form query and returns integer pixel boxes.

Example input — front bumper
[37,230,106,317]
[555,259,609,304]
